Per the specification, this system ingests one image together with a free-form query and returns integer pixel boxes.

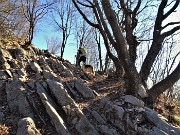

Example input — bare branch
[77,0,93,8]
[162,21,180,30]
[163,0,179,20]
[132,0,141,15]
[160,25,180,41]
[168,51,180,74]
[149,62,180,100]
[72,0,99,28]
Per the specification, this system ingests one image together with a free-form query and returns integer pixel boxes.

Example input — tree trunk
[147,62,180,106]
[96,32,103,71]
[120,0,140,65]
[101,0,140,96]
[103,53,109,73]
[60,31,66,60]
[94,0,124,77]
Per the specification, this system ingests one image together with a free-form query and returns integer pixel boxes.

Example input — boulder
[39,93,70,135]
[97,125,118,135]
[145,107,180,135]
[47,80,75,106]
[16,117,41,135]
[70,79,96,99]
[30,61,42,73]
[123,95,144,107]
[5,80,33,117]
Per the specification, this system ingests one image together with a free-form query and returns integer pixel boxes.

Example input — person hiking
[76,47,87,67]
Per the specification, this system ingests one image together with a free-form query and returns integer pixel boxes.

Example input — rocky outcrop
[0,41,179,135]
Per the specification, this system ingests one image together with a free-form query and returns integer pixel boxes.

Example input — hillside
[0,39,180,135]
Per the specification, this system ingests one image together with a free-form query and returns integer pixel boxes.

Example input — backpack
[79,47,87,56]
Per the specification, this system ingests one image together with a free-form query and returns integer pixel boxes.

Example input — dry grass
[154,94,180,127]
[0,124,9,135]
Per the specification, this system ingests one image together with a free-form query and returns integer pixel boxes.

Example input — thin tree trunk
[147,62,180,105]
[97,36,103,71]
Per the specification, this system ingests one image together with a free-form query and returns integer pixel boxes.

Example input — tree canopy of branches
[0,0,27,40]
[52,0,74,59]
[21,0,54,44]
[72,0,180,106]
[45,36,61,55]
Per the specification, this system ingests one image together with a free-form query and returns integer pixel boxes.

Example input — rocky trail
[0,40,180,135]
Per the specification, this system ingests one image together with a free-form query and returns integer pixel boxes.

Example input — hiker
[76,47,87,67]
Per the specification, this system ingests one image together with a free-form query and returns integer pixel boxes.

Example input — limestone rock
[151,127,169,135]
[38,56,52,71]
[10,47,26,60]
[36,82,57,109]
[75,115,100,135]
[0,70,9,80]
[70,79,96,99]
[16,117,41,135]
[0,112,4,123]
[0,49,10,69]
[112,105,124,120]
[91,111,106,124]
[10,69,27,80]
[97,125,118,135]
[57,61,74,77]
[47,80,75,106]
[5,70,13,78]
[145,107,180,135]
[39,93,71,135]
[43,70,60,82]
[138,84,148,98]
[123,95,144,107]
[30,61,42,73]
[5,80,33,117]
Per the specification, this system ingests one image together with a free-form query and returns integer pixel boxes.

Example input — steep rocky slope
[0,40,179,135]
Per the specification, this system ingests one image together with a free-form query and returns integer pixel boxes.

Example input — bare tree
[45,36,61,55]
[21,0,53,44]
[0,0,28,40]
[52,0,74,60]
[72,0,180,106]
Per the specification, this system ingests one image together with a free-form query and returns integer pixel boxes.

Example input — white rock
[30,61,42,73]
[39,93,71,135]
[138,84,148,98]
